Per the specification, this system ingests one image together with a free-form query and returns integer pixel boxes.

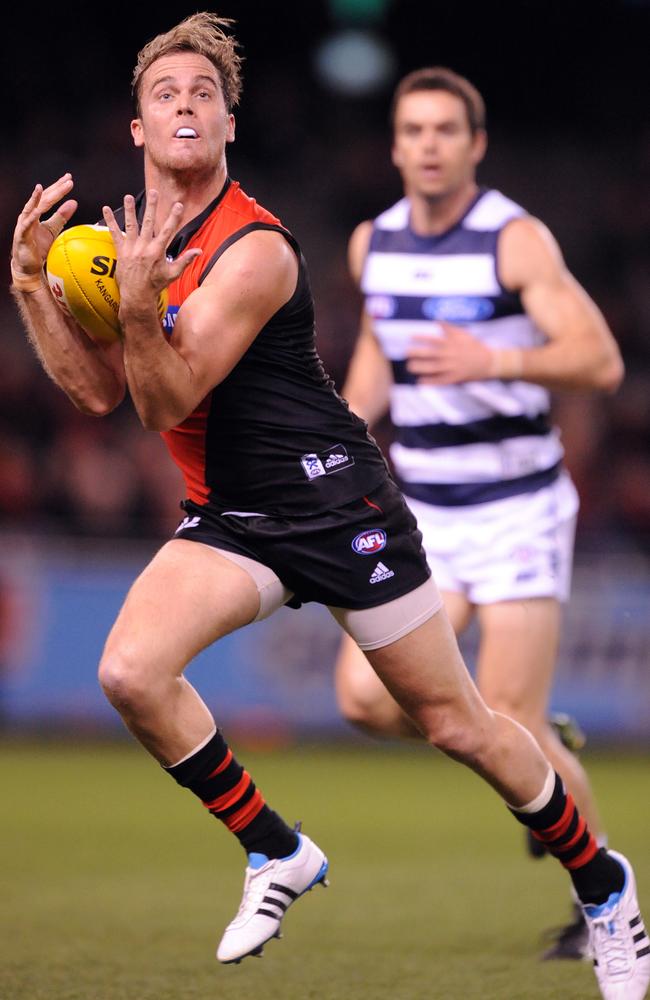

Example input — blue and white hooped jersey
[361,188,563,506]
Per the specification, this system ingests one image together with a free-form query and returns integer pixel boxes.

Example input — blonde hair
[132,12,243,114]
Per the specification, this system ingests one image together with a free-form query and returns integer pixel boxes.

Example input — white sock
[164,725,217,769]
[507,766,556,813]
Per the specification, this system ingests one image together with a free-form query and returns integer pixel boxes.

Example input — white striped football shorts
[404,471,579,604]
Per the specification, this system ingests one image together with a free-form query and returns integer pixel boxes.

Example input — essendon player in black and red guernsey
[10,13,648,997]
[159,177,391,519]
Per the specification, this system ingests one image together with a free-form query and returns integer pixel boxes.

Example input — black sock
[509,772,624,905]
[166,730,298,859]
[571,848,625,905]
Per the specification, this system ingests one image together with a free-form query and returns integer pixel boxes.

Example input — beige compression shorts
[213,547,442,651]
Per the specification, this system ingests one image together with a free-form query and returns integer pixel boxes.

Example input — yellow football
[46,224,168,342]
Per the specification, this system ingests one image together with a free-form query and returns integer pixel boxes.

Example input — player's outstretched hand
[11,174,78,284]
[407,320,494,384]
[102,191,202,314]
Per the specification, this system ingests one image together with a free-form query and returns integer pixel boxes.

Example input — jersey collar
[407,185,486,243]
[109,177,232,258]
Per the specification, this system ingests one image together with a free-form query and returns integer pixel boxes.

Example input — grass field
[1,742,648,1000]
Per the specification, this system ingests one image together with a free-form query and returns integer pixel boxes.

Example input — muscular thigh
[364,606,486,731]
[475,598,561,726]
[103,539,261,674]
[335,587,473,704]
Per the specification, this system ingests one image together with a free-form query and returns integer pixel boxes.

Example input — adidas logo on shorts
[369,561,395,584]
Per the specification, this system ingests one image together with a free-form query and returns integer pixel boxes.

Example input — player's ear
[391,142,402,170]
[471,128,487,167]
[226,113,235,144]
[131,119,144,149]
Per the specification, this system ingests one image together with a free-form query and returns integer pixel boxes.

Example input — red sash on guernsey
[161,182,284,504]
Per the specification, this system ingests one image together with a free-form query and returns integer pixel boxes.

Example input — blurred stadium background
[1,0,649,743]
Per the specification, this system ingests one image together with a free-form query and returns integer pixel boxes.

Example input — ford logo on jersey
[422,296,495,322]
[352,529,387,555]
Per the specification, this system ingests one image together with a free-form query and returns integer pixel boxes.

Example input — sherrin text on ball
[46,224,168,342]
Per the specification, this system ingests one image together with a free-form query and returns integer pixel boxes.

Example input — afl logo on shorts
[352,529,387,555]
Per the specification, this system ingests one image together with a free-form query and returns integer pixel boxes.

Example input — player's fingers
[57,198,78,224]
[406,346,444,362]
[409,331,443,344]
[416,373,454,385]
[407,335,445,359]
[15,185,46,241]
[155,201,185,247]
[42,209,69,240]
[19,175,72,226]
[102,205,125,249]
[410,324,444,342]
[167,247,202,281]
[140,189,158,239]
[122,194,139,240]
[406,357,444,373]
[19,183,44,219]
[43,172,74,201]
[37,173,74,211]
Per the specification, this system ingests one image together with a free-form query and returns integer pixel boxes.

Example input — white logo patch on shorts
[369,561,395,584]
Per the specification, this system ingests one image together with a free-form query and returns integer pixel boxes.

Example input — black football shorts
[173,476,431,611]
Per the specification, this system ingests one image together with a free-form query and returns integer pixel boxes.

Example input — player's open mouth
[175,128,198,138]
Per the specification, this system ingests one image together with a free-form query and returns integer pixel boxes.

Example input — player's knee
[340,697,394,737]
[338,685,376,726]
[98,646,153,713]
[338,681,401,736]
[419,704,489,762]
[484,691,538,734]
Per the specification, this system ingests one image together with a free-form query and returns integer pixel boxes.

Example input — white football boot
[582,851,650,999]
[217,833,329,964]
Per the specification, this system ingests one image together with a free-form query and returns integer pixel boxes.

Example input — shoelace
[233,863,276,922]
[592,913,632,977]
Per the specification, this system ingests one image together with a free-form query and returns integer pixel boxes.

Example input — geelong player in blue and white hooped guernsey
[335,67,626,961]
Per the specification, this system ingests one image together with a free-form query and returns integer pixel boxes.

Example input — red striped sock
[510,772,624,904]
[166,730,298,859]
[527,789,599,869]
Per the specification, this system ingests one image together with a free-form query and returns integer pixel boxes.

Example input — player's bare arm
[406,217,624,391]
[498,216,624,391]
[103,190,298,432]
[343,311,392,425]
[342,220,392,425]
[11,175,126,416]
[347,219,373,285]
